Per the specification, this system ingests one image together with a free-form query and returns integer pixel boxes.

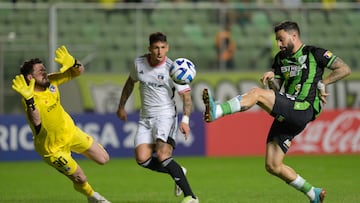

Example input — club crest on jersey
[158,74,164,80]
[49,85,56,93]
[298,55,307,64]
[323,51,333,59]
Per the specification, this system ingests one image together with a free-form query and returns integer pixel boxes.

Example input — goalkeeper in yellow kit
[12,46,111,203]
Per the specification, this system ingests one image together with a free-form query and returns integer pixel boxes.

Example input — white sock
[289,175,305,190]
[215,104,223,118]
[289,175,315,200]
[217,95,242,118]
[227,96,241,112]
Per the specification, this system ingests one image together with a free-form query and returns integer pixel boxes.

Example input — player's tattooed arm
[180,90,192,139]
[181,90,193,117]
[323,57,351,85]
[117,76,135,121]
[118,76,135,109]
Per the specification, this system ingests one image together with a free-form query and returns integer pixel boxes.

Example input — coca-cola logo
[290,111,360,154]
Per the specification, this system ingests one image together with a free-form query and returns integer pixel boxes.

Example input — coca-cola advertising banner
[206,109,360,156]
[291,109,360,154]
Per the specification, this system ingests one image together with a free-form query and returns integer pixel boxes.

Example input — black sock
[138,156,168,173]
[161,157,196,198]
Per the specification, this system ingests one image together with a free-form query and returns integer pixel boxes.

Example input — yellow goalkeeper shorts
[43,127,94,175]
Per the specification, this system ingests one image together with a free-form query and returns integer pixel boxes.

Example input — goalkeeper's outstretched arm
[25,99,42,134]
[54,45,84,77]
[51,45,84,79]
[69,59,84,77]
[12,75,41,133]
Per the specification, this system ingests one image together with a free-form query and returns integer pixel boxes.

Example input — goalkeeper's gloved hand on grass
[54,45,76,73]
[12,74,35,100]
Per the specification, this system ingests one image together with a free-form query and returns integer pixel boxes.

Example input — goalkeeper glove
[54,45,76,73]
[12,74,35,100]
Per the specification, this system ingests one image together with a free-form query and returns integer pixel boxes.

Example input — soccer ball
[170,58,196,85]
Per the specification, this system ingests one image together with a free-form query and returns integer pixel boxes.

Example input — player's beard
[36,78,50,89]
[280,42,294,58]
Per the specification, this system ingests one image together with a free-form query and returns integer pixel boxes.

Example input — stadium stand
[0,2,359,114]
[1,3,359,75]
[0,4,359,82]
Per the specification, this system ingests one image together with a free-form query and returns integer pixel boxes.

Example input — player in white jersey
[117,32,198,203]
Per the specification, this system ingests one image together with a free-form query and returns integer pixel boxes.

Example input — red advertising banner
[205,109,360,156]
[291,109,360,154]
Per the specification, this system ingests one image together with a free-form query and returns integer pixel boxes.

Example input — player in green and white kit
[202,21,351,203]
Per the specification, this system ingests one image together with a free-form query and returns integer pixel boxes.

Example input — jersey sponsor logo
[281,55,308,79]
[281,65,301,78]
[47,97,59,112]
[139,80,163,88]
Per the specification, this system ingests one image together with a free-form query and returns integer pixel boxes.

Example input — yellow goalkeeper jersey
[24,71,76,156]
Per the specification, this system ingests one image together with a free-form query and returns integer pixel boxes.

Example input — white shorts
[135,115,178,147]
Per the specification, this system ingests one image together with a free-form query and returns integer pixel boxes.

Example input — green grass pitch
[0,155,359,203]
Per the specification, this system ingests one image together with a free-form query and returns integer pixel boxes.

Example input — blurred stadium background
[1,2,359,202]
[0,0,359,115]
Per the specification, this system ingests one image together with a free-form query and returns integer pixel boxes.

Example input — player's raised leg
[202,87,275,122]
[202,88,219,122]
[203,88,244,122]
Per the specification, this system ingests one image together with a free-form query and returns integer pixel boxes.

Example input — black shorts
[267,92,314,153]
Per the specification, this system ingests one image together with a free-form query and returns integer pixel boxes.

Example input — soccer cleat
[202,88,217,122]
[175,166,187,197]
[310,188,326,203]
[88,192,111,203]
[181,196,199,203]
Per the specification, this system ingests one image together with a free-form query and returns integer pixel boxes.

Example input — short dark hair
[149,32,167,45]
[20,58,42,77]
[274,21,300,36]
